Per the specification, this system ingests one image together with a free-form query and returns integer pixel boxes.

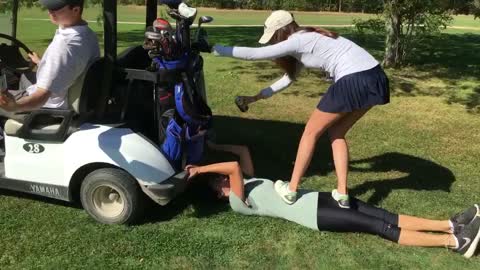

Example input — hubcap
[92,185,125,219]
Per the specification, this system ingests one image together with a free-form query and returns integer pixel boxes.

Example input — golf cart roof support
[12,0,19,39]
[146,0,157,27]
[96,0,118,118]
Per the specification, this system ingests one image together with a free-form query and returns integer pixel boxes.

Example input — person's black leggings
[316,192,401,242]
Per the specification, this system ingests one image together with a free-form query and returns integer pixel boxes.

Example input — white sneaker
[274,180,297,204]
[332,189,350,208]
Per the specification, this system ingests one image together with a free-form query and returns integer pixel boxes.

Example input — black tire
[80,168,146,225]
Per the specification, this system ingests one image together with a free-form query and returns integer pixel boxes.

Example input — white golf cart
[0,0,213,224]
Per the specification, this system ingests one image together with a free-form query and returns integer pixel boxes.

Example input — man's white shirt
[28,23,100,109]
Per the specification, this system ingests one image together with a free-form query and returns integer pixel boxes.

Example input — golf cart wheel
[80,168,145,225]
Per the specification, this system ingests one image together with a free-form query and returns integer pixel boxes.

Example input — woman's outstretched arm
[213,37,299,60]
[187,162,245,201]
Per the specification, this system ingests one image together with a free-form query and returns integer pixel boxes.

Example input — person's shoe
[453,215,480,258]
[235,96,249,112]
[274,180,297,205]
[451,204,480,233]
[332,189,350,209]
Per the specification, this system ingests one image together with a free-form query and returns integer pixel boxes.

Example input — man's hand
[0,91,18,112]
[28,52,41,65]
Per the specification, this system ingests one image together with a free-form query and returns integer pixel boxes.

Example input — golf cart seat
[4,58,105,141]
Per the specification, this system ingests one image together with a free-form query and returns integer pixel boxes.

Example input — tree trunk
[339,0,342,12]
[12,0,19,39]
[383,1,402,68]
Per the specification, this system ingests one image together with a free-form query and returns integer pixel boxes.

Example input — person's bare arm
[187,162,245,201]
[206,142,255,176]
[0,87,50,112]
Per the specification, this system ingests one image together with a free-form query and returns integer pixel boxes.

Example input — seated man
[0,0,100,116]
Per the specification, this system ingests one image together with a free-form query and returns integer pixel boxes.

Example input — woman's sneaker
[451,204,480,233]
[274,180,297,204]
[332,189,350,208]
[235,96,249,112]
[453,215,480,258]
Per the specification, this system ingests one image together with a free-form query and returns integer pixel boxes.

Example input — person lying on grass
[186,161,480,258]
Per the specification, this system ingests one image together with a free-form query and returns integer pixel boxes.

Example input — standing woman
[212,10,390,206]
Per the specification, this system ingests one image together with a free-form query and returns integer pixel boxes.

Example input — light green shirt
[229,178,318,230]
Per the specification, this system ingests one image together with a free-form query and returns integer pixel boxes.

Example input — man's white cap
[259,10,294,44]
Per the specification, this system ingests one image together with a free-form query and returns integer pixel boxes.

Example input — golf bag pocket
[185,126,206,165]
[158,87,175,113]
[161,118,183,169]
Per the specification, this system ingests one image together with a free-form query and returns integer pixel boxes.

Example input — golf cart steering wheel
[0,33,34,72]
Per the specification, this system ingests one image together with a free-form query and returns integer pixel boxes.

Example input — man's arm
[0,87,50,112]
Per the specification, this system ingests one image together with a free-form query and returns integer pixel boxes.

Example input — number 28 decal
[23,143,45,154]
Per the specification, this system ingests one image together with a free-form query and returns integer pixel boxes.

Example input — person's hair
[270,21,339,79]
[187,173,229,203]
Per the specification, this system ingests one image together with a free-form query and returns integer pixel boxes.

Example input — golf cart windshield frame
[100,0,158,117]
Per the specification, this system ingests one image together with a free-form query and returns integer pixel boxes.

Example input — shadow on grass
[349,152,456,205]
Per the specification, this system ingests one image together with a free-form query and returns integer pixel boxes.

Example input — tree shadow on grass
[349,152,456,205]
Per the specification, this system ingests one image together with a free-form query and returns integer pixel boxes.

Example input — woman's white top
[213,31,379,97]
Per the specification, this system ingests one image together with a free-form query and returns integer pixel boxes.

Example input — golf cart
[0,0,214,224]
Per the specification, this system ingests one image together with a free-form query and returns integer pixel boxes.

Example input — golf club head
[179,3,197,20]
[199,16,214,25]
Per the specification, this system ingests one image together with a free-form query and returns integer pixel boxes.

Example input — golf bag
[144,16,212,170]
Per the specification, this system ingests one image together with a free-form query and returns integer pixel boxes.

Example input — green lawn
[0,5,480,270]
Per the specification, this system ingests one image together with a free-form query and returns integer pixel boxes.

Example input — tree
[382,0,452,67]
[473,0,480,17]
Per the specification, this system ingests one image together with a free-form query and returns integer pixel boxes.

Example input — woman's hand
[28,52,41,65]
[235,94,264,112]
[185,165,201,180]
[211,44,233,57]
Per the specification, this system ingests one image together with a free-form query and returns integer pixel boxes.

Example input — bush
[353,18,385,34]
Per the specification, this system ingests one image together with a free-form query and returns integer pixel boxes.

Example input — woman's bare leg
[399,215,451,233]
[327,108,370,194]
[399,230,455,247]
[289,109,345,191]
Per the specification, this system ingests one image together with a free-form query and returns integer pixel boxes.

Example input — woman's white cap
[259,10,294,44]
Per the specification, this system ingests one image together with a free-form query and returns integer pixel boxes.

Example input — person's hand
[185,165,201,180]
[28,52,41,65]
[0,91,18,112]
[211,44,233,57]
[211,44,221,56]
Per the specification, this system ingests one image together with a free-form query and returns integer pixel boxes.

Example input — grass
[0,5,480,269]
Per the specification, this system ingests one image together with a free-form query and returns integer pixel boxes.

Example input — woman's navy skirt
[317,65,390,113]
